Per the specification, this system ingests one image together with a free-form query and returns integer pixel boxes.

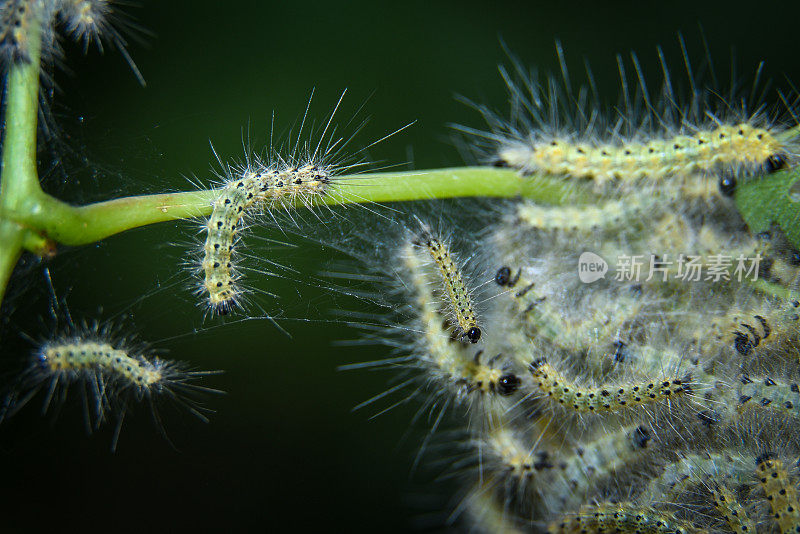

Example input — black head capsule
[466,327,481,343]
[497,374,520,396]
[765,154,787,173]
[718,173,736,197]
[495,266,512,286]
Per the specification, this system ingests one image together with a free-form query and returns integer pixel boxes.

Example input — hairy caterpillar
[54,0,147,85]
[201,162,330,315]
[483,424,652,514]
[4,324,220,450]
[485,424,651,480]
[468,41,797,190]
[756,454,800,533]
[515,196,652,234]
[198,93,412,316]
[528,358,690,413]
[710,482,756,534]
[404,243,520,399]
[497,124,788,186]
[684,299,800,359]
[495,266,644,351]
[640,451,752,506]
[412,223,481,343]
[58,0,116,46]
[548,502,701,534]
[732,301,800,357]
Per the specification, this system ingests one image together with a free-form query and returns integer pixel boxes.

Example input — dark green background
[2,1,800,532]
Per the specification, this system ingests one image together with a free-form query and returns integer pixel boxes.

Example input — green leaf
[735,168,800,248]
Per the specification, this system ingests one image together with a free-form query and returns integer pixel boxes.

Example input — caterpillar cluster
[7,2,800,530]
[324,38,800,533]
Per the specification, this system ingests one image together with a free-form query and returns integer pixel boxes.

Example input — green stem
[11,167,586,246]
[0,10,42,211]
[0,220,24,306]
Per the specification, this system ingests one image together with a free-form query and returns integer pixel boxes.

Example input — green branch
[0,6,43,306]
[0,220,25,306]
[9,167,585,246]
[0,9,42,209]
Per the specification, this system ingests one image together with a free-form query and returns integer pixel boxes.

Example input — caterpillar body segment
[710,482,756,534]
[738,375,800,420]
[756,454,800,534]
[0,0,41,64]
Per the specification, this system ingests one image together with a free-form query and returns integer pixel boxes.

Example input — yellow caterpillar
[497,123,787,186]
[3,331,219,451]
[515,196,651,234]
[548,502,703,533]
[39,339,164,388]
[413,225,481,343]
[404,244,521,399]
[202,163,330,314]
[710,482,756,534]
[528,358,689,413]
